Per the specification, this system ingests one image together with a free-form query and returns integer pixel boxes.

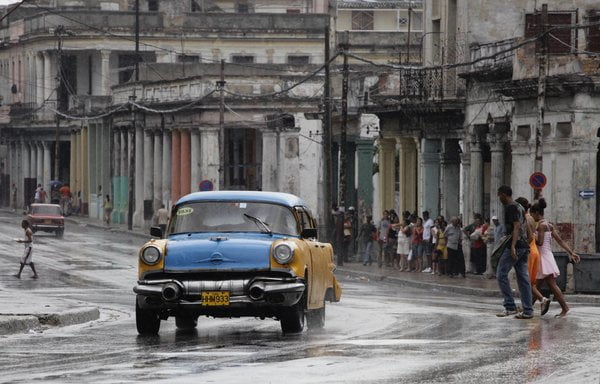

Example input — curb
[0,307,100,336]
[65,217,149,240]
[337,267,600,304]
[338,267,502,298]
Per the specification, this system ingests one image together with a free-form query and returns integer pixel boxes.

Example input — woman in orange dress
[516,197,549,313]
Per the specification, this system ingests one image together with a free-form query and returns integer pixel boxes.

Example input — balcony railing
[374,66,463,102]
[469,38,516,72]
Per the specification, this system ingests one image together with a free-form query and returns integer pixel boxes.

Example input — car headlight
[273,243,294,264]
[141,246,161,265]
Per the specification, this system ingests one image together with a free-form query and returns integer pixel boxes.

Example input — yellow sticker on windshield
[177,207,194,216]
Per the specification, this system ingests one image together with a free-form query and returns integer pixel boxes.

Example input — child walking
[14,220,38,279]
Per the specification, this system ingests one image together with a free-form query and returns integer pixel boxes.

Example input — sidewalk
[337,261,600,305]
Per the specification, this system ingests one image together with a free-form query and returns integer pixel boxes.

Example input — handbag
[491,234,512,268]
[407,248,413,261]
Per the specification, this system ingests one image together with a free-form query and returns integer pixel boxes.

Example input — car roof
[176,191,307,208]
[30,204,61,209]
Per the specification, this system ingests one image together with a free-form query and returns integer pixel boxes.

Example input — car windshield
[168,201,299,236]
[32,205,61,215]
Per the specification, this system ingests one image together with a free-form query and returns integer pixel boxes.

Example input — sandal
[514,312,534,319]
[541,297,551,316]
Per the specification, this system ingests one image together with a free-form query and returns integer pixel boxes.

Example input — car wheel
[136,299,161,335]
[307,301,326,329]
[56,229,64,238]
[175,315,197,331]
[280,291,306,334]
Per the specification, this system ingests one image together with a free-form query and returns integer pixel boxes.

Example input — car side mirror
[301,228,318,239]
[150,226,163,238]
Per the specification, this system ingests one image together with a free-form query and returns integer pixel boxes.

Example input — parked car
[134,191,342,335]
[27,203,65,238]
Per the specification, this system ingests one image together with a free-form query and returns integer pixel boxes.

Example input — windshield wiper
[243,214,272,235]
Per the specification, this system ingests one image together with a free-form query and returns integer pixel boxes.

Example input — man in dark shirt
[496,185,533,319]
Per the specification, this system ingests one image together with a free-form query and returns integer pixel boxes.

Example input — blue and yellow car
[134,191,342,335]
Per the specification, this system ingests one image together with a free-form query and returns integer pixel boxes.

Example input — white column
[35,53,44,106]
[470,138,484,218]
[261,130,278,192]
[17,142,25,209]
[487,133,506,277]
[153,130,163,209]
[43,52,53,102]
[100,50,111,95]
[30,144,37,185]
[43,142,51,191]
[190,128,200,193]
[132,125,144,227]
[200,127,220,190]
[162,130,172,207]
[143,129,154,227]
[36,142,43,185]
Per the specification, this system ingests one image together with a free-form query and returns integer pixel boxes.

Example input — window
[232,55,254,64]
[351,11,374,30]
[286,8,301,14]
[147,0,158,11]
[237,1,250,13]
[587,11,600,52]
[177,54,200,63]
[525,11,576,54]
[287,55,310,65]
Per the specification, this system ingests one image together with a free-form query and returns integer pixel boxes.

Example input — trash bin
[538,252,569,296]
[574,254,600,294]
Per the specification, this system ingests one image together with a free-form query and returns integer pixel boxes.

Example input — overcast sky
[0,0,20,6]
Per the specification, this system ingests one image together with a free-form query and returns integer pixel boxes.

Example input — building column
[70,131,77,196]
[43,52,53,102]
[162,130,172,207]
[261,130,278,192]
[469,138,484,218]
[35,53,44,106]
[440,139,461,219]
[112,128,121,224]
[143,129,154,227]
[171,129,181,202]
[100,50,111,95]
[278,129,300,195]
[88,124,98,218]
[18,141,26,209]
[43,142,51,194]
[356,138,375,218]
[421,138,441,217]
[30,143,37,186]
[81,126,89,215]
[378,138,395,213]
[344,141,357,209]
[133,123,144,227]
[398,138,417,214]
[460,142,471,230]
[190,128,200,193]
[118,128,128,223]
[487,132,507,276]
[36,142,43,188]
[153,130,163,210]
[180,129,191,197]
[200,127,220,190]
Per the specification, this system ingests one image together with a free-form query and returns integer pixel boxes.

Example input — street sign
[529,172,547,190]
[199,180,214,192]
[578,190,595,199]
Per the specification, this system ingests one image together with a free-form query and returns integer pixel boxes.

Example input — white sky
[0,0,20,6]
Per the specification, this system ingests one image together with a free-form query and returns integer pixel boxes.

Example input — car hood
[164,233,278,271]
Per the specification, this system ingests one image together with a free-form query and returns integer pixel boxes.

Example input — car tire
[136,299,161,335]
[280,291,306,334]
[175,315,197,331]
[307,301,326,329]
[56,229,64,238]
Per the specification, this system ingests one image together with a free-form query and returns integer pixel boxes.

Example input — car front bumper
[134,276,305,314]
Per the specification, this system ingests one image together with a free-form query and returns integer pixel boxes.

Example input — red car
[27,204,65,238]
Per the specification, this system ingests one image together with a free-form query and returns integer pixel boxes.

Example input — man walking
[14,220,38,279]
[444,216,464,277]
[156,204,169,236]
[496,185,533,319]
[422,211,434,273]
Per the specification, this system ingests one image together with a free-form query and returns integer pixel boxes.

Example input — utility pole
[218,59,226,190]
[128,0,139,229]
[53,25,65,182]
[323,25,333,243]
[534,4,548,199]
[339,31,349,211]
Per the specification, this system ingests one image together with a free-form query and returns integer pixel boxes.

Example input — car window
[168,201,299,236]
[32,206,61,215]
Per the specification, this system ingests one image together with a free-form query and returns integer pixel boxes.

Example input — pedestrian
[515,197,546,309]
[348,206,358,260]
[387,215,400,268]
[103,194,113,226]
[395,218,412,271]
[435,219,448,275]
[34,184,42,203]
[11,183,17,212]
[156,204,169,235]
[39,187,47,204]
[377,210,390,268]
[359,216,377,266]
[444,217,464,277]
[467,216,488,274]
[530,198,581,317]
[422,211,434,273]
[13,220,38,279]
[410,217,424,272]
[495,185,534,319]
[59,184,71,215]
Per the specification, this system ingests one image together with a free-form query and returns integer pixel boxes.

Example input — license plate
[45,219,52,224]
[201,291,230,306]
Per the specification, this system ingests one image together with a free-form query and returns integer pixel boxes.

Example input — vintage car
[133,191,341,335]
[27,203,65,238]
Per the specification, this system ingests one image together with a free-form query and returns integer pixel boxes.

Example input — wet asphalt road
[0,213,599,383]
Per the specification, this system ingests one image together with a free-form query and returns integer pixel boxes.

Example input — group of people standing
[496,185,579,319]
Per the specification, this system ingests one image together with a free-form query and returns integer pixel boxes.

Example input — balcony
[69,95,112,115]
[461,38,515,82]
